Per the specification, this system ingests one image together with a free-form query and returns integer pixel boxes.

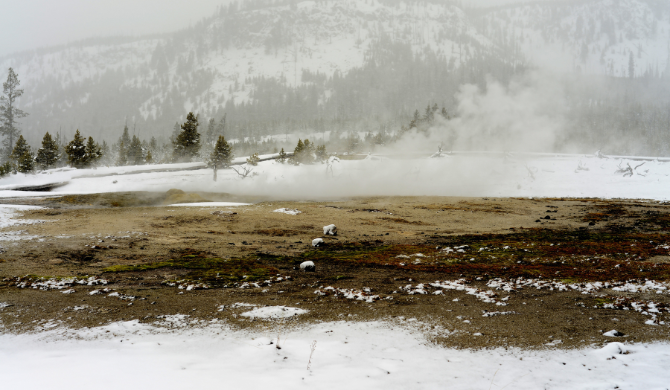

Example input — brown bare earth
[1,191,670,349]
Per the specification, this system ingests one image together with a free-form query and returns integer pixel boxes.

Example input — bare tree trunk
[213,163,218,181]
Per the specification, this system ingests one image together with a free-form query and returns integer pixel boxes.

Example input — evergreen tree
[277,147,287,163]
[210,135,234,181]
[99,140,113,166]
[246,152,260,166]
[0,161,12,177]
[84,136,102,167]
[303,139,315,164]
[116,140,128,166]
[315,144,327,162]
[66,130,87,168]
[0,68,28,159]
[10,135,30,163]
[128,135,144,165]
[17,150,34,173]
[291,139,305,165]
[35,132,60,169]
[145,150,153,164]
[173,112,201,162]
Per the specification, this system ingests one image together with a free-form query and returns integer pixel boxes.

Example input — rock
[312,238,324,247]
[323,224,337,235]
[603,330,625,337]
[300,261,315,272]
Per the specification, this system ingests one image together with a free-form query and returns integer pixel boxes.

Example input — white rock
[603,330,625,337]
[312,238,324,247]
[300,261,315,272]
[323,224,337,235]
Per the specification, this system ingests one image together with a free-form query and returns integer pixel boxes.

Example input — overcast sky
[2,0,548,57]
[1,0,226,56]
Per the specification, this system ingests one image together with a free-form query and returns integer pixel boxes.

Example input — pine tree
[277,148,287,163]
[247,152,260,166]
[116,140,128,166]
[99,140,112,166]
[315,144,327,162]
[145,150,153,164]
[0,68,28,159]
[66,130,87,168]
[302,139,315,164]
[84,136,102,167]
[173,112,201,162]
[10,135,30,163]
[128,135,144,165]
[0,161,12,177]
[291,139,305,165]
[35,132,60,169]
[17,150,34,173]
[210,135,234,181]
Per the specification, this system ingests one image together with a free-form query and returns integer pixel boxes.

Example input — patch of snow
[240,306,308,319]
[169,202,250,207]
[274,208,301,215]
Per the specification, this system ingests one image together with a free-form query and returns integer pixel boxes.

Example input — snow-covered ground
[1,319,669,390]
[2,152,670,388]
[0,152,667,201]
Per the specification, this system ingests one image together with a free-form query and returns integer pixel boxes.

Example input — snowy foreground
[0,152,668,200]
[0,320,669,390]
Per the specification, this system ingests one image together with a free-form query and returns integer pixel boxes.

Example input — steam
[387,71,567,155]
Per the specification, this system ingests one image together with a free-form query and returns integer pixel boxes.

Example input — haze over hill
[2,0,670,156]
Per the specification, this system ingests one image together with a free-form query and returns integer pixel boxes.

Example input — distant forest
[4,0,670,157]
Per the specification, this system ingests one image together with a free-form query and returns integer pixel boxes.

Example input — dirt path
[1,191,669,348]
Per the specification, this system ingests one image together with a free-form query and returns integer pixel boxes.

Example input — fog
[1,0,226,56]
[1,0,670,173]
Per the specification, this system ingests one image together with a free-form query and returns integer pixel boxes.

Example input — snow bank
[1,321,669,390]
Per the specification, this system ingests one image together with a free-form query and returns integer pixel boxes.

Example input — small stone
[323,224,337,236]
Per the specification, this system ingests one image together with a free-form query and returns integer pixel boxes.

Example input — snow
[169,202,250,207]
[274,208,302,215]
[311,238,324,247]
[0,205,44,229]
[1,153,670,200]
[1,320,669,390]
[239,306,308,319]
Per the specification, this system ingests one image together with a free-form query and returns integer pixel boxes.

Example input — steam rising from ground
[385,72,566,155]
